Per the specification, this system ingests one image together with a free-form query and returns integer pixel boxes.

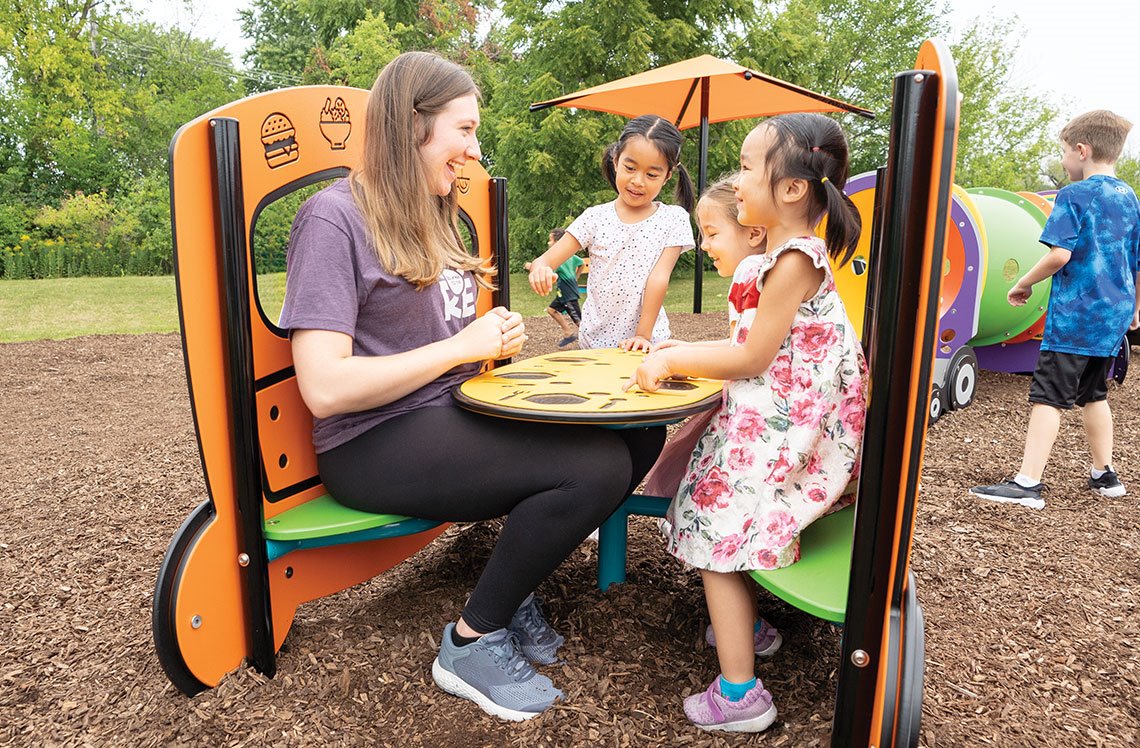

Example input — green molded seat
[264,493,411,540]
[748,504,854,624]
[263,494,443,563]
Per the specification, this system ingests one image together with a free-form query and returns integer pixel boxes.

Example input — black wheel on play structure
[928,383,946,424]
[947,347,978,410]
[1112,340,1129,385]
[897,572,926,747]
[152,501,213,697]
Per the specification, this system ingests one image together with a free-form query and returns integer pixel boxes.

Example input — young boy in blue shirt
[971,110,1140,509]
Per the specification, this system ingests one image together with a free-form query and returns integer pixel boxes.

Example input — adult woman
[278,51,664,722]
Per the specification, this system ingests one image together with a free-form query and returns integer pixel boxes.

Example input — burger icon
[261,112,299,169]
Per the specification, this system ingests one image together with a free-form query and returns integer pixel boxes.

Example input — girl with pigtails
[627,113,868,733]
[529,114,696,352]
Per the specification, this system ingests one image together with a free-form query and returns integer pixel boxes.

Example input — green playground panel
[263,493,412,541]
[748,504,855,624]
[965,187,1050,347]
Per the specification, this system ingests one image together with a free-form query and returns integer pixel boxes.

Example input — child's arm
[1009,247,1071,306]
[1133,270,1140,330]
[620,245,684,352]
[528,234,583,296]
[650,338,731,353]
[625,251,821,390]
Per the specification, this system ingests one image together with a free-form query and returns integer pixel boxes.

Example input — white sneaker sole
[968,490,1045,510]
[1092,485,1126,498]
[431,658,544,722]
[695,703,778,733]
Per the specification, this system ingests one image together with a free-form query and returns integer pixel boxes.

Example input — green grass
[0,271,733,343]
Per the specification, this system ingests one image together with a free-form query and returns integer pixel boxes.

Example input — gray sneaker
[508,593,565,665]
[432,623,563,721]
[1089,466,1126,498]
[969,479,1045,510]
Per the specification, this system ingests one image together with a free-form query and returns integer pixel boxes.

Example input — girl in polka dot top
[528,115,696,351]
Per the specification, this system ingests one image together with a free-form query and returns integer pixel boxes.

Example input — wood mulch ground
[1,313,1137,747]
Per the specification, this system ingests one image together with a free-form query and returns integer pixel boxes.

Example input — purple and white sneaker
[705,618,782,657]
[683,677,778,732]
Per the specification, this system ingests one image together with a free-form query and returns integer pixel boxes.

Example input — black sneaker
[1089,466,1126,498]
[969,479,1045,510]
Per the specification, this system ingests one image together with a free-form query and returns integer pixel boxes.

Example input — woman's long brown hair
[350,51,493,289]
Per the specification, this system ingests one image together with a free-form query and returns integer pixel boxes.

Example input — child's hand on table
[623,350,674,393]
[619,335,653,353]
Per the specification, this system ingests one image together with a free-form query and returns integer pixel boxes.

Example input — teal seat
[263,494,443,562]
[747,504,854,623]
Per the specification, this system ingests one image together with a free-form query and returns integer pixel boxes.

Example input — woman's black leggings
[318,405,665,633]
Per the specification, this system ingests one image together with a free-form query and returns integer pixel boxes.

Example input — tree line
[2,0,1132,279]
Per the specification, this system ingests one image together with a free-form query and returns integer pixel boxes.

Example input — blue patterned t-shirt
[1038,175,1140,356]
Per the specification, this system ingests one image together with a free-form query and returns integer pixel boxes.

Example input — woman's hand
[623,350,674,393]
[496,308,527,358]
[620,335,653,353]
[454,307,525,362]
[529,261,556,296]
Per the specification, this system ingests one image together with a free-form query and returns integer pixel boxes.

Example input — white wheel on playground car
[928,384,945,423]
[948,347,978,410]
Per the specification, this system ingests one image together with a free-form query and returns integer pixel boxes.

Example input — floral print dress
[663,236,867,572]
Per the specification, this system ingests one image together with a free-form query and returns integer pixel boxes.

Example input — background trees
[2,0,1119,278]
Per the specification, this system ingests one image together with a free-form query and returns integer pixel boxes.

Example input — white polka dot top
[567,200,695,349]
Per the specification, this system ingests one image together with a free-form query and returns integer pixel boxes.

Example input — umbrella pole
[694,77,710,314]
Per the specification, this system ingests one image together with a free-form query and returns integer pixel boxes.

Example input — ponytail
[672,163,695,214]
[600,142,620,192]
[819,178,861,266]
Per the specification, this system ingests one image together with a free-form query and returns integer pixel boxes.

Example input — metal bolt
[914,73,925,83]
[238,553,250,567]
[191,615,203,629]
[285,566,294,578]
[851,649,870,667]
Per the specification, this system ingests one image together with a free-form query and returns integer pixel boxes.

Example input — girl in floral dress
[626,113,867,733]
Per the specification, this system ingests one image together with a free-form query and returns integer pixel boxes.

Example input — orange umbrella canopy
[529,54,872,127]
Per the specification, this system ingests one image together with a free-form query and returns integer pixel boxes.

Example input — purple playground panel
[975,339,1040,375]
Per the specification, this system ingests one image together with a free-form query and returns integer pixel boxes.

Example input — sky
[135,0,1140,153]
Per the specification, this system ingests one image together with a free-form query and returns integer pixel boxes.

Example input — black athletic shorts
[549,276,582,324]
[1028,349,1110,409]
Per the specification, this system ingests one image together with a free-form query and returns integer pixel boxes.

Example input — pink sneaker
[704,618,782,657]
[683,677,777,732]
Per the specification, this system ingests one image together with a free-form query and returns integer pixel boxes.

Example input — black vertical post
[694,77,710,313]
[210,117,276,679]
[830,67,946,746]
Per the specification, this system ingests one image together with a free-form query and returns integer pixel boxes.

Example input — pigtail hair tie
[820,176,830,185]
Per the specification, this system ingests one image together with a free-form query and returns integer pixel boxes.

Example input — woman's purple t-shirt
[277,180,481,453]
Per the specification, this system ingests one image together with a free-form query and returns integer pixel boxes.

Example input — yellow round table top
[454,348,723,425]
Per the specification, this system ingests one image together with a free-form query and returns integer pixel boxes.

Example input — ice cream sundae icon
[319,97,352,150]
